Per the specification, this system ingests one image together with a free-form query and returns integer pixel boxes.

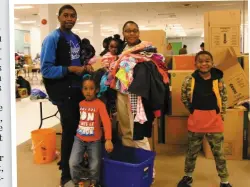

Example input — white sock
[221,181,229,184]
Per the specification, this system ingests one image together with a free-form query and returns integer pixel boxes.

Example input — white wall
[15,24,41,59]
[167,37,204,54]
[30,27,41,59]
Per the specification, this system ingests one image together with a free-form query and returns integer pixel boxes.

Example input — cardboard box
[215,48,249,107]
[172,55,195,70]
[248,114,250,147]
[149,116,188,154]
[204,10,241,62]
[139,30,167,55]
[242,55,249,82]
[203,108,248,160]
[169,70,193,116]
[165,116,188,144]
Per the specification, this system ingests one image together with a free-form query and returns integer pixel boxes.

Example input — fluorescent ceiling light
[72,29,80,31]
[14,18,19,20]
[101,27,112,30]
[20,21,36,24]
[14,6,33,9]
[77,22,92,25]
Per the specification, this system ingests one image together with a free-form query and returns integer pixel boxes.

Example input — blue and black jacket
[41,29,83,103]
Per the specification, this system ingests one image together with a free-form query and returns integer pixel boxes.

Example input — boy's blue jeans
[69,136,101,184]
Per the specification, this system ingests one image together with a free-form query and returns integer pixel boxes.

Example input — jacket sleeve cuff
[62,67,68,76]
[154,110,161,118]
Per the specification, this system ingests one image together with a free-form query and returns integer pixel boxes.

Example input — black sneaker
[220,183,232,187]
[177,176,193,187]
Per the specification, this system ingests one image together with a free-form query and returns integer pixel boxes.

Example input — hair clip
[82,74,91,80]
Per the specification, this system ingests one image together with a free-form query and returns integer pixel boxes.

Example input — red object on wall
[41,19,47,25]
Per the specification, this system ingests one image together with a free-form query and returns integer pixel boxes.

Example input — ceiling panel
[14,1,248,37]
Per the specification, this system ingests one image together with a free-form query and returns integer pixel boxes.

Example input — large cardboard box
[203,108,248,160]
[149,116,188,154]
[139,30,167,55]
[169,70,193,116]
[242,55,249,82]
[215,48,249,107]
[165,116,188,144]
[204,10,241,63]
[172,55,195,70]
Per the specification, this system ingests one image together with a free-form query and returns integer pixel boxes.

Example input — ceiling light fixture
[20,21,36,24]
[77,22,92,25]
[14,5,33,9]
[101,27,112,30]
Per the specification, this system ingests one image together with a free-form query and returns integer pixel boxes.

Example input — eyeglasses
[197,60,212,64]
[124,29,139,34]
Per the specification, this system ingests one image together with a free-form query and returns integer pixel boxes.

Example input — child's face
[82,80,98,101]
[109,40,118,55]
[195,54,213,74]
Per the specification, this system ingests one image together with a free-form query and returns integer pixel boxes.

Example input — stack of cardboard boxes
[202,48,249,160]
[91,23,249,160]
[149,9,249,161]
[203,9,249,160]
[151,48,249,160]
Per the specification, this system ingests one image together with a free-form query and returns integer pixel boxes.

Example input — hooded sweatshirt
[187,68,225,133]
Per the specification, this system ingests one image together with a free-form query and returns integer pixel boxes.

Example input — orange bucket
[31,128,57,164]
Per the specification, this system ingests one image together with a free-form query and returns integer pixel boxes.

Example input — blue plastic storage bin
[101,145,156,187]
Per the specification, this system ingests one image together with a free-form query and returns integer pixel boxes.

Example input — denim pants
[57,98,82,184]
[69,136,101,184]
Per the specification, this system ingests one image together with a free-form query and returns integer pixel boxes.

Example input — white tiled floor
[16,73,60,145]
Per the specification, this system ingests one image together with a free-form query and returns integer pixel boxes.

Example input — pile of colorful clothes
[99,41,169,130]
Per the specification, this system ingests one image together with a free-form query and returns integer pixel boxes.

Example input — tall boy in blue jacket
[40,5,92,187]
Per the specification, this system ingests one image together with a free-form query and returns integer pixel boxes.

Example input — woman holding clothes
[114,21,170,184]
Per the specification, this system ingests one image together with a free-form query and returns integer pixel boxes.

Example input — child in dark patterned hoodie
[177,51,232,187]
